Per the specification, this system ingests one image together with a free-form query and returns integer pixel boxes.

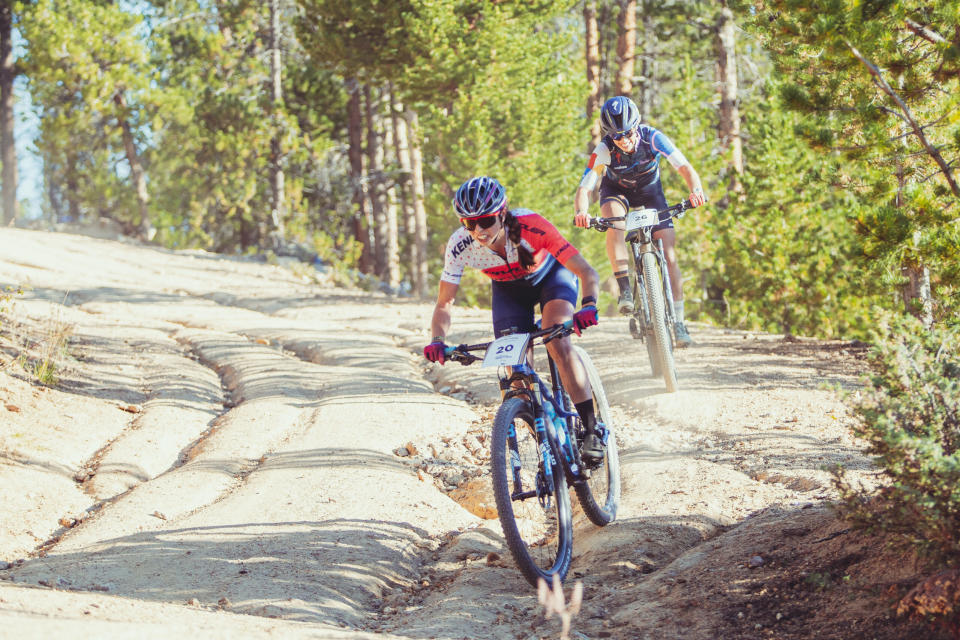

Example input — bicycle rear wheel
[572,345,621,526]
[641,252,679,392]
[491,397,573,586]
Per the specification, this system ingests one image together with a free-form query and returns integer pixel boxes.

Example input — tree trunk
[65,152,80,223]
[614,0,636,96]
[268,0,285,241]
[894,77,933,327]
[365,85,388,280]
[636,3,655,120]
[0,3,17,225]
[113,92,152,240]
[404,109,429,298]
[716,5,743,190]
[901,262,933,327]
[390,87,414,292]
[584,0,602,149]
[382,87,400,291]
[347,79,372,273]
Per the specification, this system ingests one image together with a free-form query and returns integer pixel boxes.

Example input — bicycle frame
[500,351,586,486]
[448,324,588,486]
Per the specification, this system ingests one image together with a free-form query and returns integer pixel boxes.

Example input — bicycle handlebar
[443,320,576,365]
[581,199,692,232]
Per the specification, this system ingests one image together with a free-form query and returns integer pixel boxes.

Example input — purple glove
[423,340,448,364]
[572,305,598,336]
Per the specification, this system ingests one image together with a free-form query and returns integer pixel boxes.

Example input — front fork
[657,238,678,328]
[631,240,677,339]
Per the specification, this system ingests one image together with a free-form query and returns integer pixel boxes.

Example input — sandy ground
[0,228,947,639]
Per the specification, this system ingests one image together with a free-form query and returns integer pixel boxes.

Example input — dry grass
[26,303,74,385]
[1,292,75,386]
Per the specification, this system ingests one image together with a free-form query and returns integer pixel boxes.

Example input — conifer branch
[904,19,946,45]
[845,40,960,198]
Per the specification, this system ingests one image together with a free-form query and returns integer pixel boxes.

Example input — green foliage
[836,313,960,566]
[21,0,155,232]
[693,87,883,337]
[417,7,589,292]
[749,0,960,320]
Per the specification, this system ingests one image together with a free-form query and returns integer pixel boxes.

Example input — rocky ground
[0,227,947,639]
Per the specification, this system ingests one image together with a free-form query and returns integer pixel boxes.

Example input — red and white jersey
[440,209,579,284]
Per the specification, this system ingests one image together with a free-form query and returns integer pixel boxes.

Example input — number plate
[624,208,659,232]
[482,333,530,368]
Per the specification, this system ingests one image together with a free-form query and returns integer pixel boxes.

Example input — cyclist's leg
[538,264,606,462]
[600,197,629,276]
[542,298,591,404]
[599,189,632,313]
[491,281,538,393]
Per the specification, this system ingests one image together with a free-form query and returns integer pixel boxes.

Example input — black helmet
[452,176,507,218]
[599,96,641,137]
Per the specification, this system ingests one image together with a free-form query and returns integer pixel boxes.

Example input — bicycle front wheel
[633,268,661,378]
[641,252,679,392]
[572,345,621,526]
[491,397,573,586]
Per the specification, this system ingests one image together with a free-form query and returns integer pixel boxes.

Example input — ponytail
[502,210,535,270]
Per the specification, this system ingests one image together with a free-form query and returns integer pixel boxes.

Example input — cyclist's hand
[689,187,706,208]
[423,340,448,365]
[574,211,590,228]
[572,305,599,336]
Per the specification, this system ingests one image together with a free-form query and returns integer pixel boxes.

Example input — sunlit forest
[1,0,957,338]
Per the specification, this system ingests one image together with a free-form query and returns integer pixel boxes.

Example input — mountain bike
[584,200,692,393]
[445,320,621,586]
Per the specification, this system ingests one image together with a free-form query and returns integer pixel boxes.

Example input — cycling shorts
[599,175,672,232]
[491,260,579,337]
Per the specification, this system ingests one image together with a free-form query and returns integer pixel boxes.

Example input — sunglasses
[461,214,500,231]
[611,128,637,141]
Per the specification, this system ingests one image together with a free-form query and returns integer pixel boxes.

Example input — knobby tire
[641,252,679,392]
[571,346,621,526]
[491,397,573,586]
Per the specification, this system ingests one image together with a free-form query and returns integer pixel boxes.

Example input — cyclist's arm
[651,130,705,207]
[574,144,610,227]
[676,163,705,207]
[563,254,600,306]
[430,280,458,342]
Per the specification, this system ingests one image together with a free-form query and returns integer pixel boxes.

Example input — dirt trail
[0,228,942,639]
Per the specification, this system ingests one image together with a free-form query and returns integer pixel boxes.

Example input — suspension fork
[530,387,556,497]
[632,242,653,327]
[657,237,678,325]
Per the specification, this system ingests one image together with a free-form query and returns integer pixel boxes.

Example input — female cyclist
[573,95,705,347]
[423,176,607,462]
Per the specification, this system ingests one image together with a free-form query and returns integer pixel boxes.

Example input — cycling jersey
[440,209,579,285]
[579,124,689,191]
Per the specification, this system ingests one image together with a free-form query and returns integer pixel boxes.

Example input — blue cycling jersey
[579,124,688,191]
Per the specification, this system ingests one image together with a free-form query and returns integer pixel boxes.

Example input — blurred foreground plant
[835,312,960,630]
[538,574,583,640]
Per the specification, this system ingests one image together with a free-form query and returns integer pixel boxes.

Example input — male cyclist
[424,176,608,463]
[573,95,705,347]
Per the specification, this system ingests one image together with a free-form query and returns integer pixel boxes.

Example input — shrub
[837,313,960,563]
[836,312,960,628]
